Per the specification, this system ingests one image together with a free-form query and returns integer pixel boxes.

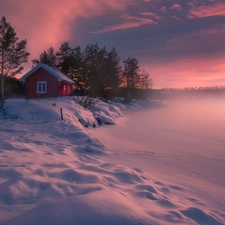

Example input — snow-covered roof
[20,63,75,84]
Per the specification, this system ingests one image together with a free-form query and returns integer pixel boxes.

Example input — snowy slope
[0,97,224,225]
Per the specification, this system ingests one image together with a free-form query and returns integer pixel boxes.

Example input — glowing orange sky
[1,0,225,88]
[141,56,225,88]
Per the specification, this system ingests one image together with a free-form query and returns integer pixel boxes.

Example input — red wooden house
[20,63,75,99]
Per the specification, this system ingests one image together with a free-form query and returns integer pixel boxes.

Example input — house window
[37,81,47,93]
[64,85,66,91]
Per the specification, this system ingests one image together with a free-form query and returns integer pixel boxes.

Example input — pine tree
[139,70,153,89]
[82,43,105,96]
[81,44,122,98]
[70,46,84,92]
[56,42,73,74]
[101,47,121,98]
[0,16,29,109]
[122,57,140,100]
[56,43,84,92]
[32,47,56,67]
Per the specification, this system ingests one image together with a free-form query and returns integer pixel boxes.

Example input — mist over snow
[0,97,225,225]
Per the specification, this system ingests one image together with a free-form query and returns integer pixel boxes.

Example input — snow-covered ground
[0,97,224,225]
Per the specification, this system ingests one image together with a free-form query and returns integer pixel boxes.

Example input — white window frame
[64,84,66,91]
[37,81,47,94]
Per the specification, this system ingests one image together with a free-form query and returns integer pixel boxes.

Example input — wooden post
[60,107,63,120]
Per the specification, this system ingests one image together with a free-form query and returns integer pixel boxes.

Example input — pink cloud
[170,16,180,21]
[165,25,225,47]
[170,4,183,11]
[141,12,163,20]
[0,0,130,61]
[121,15,154,22]
[92,15,156,33]
[141,12,157,16]
[188,2,225,18]
[160,6,167,13]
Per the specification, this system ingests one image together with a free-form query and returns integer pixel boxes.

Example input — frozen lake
[90,99,225,212]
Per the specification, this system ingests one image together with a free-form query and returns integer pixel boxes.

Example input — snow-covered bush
[73,96,97,109]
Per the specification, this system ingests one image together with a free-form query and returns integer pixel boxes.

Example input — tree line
[0,16,153,109]
[32,43,153,99]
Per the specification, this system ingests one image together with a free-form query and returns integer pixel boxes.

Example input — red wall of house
[60,81,73,97]
[25,68,59,99]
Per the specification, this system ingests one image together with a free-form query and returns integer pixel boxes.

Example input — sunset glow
[1,0,225,88]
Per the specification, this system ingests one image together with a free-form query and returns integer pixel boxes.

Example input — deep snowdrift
[0,97,224,225]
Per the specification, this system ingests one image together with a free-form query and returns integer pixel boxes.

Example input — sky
[0,0,225,88]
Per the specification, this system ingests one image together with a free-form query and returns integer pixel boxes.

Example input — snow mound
[1,97,124,128]
[90,99,123,125]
